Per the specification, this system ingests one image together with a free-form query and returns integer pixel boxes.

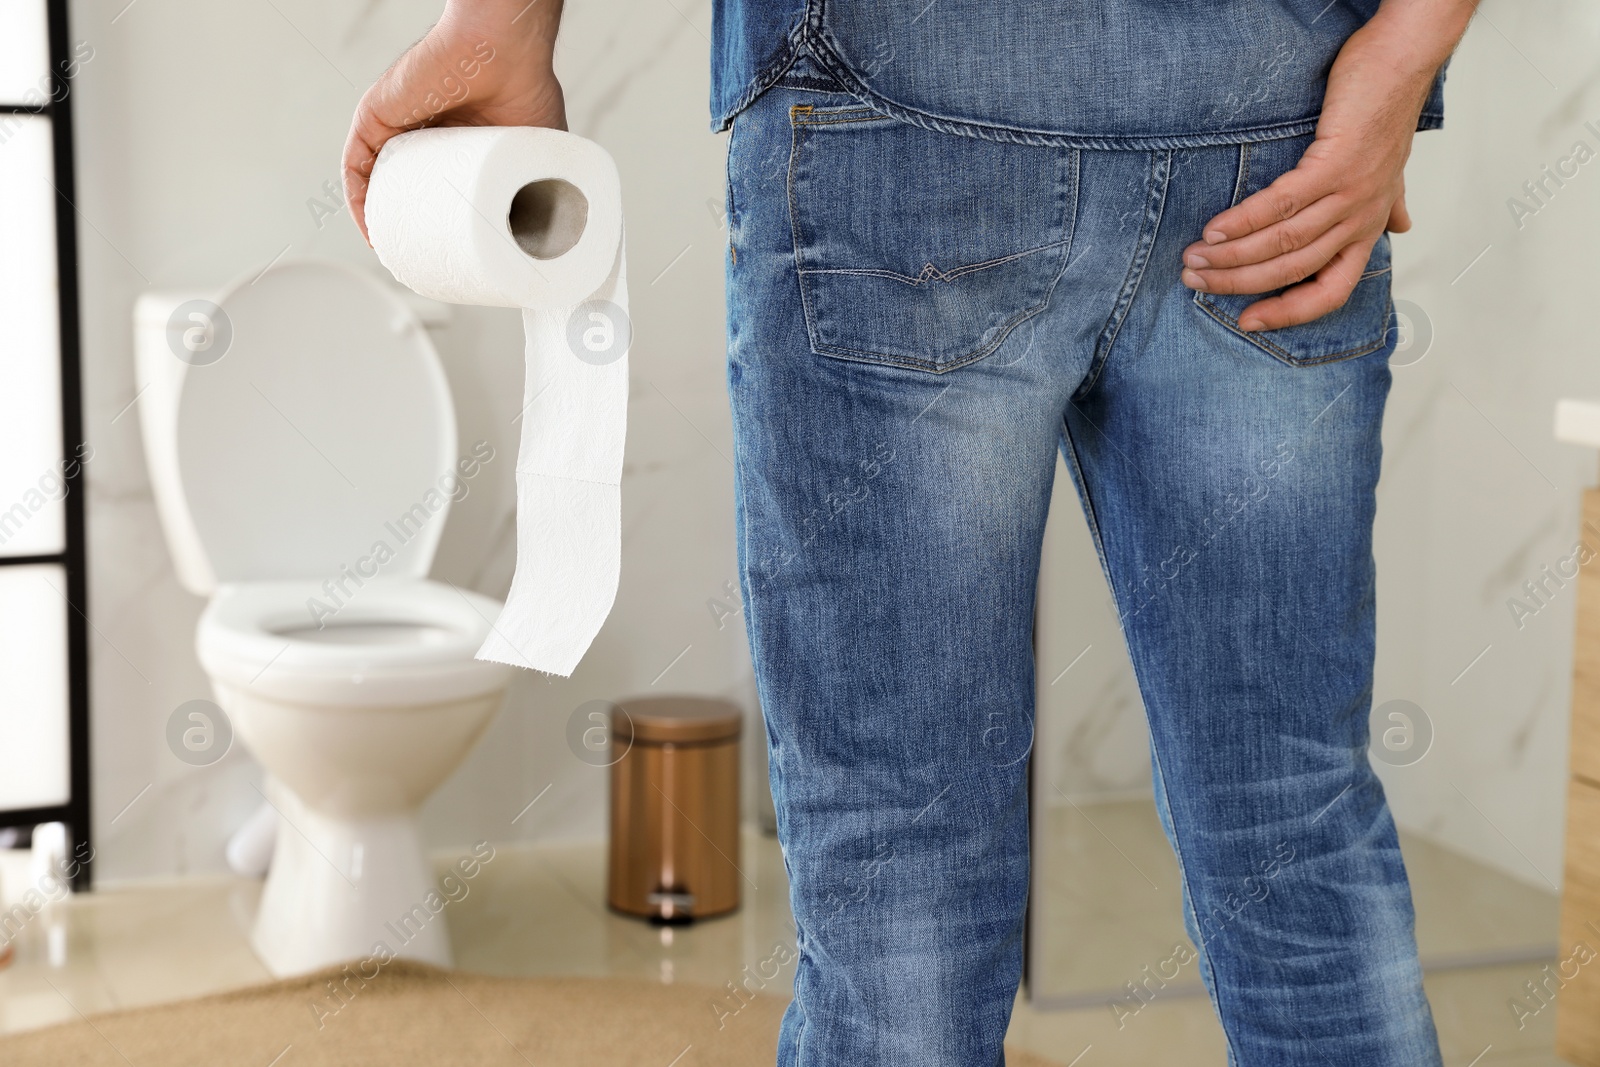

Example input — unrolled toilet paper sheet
[365,126,628,677]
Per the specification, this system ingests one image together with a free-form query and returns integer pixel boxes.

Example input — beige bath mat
[0,959,1062,1065]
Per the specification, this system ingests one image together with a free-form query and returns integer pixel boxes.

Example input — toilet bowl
[134,259,514,976]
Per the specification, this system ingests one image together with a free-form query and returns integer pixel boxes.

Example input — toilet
[134,258,514,977]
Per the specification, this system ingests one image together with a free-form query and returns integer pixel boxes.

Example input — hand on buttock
[1179,0,1476,332]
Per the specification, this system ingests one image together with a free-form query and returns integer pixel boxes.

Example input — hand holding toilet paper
[365,126,628,677]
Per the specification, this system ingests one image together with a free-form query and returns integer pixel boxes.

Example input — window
[0,0,90,886]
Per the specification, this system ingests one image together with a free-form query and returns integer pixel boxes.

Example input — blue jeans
[726,55,1441,1067]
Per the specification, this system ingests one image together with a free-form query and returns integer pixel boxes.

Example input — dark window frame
[0,0,93,891]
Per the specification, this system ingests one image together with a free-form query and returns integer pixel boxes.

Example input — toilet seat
[198,579,514,707]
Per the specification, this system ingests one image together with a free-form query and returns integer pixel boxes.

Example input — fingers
[1181,196,1350,280]
[341,41,446,245]
[340,115,376,246]
[1182,219,1363,296]
[1182,144,1396,302]
[1231,239,1375,332]
[341,97,404,246]
[1198,164,1332,245]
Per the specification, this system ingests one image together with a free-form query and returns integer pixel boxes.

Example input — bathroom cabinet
[1558,488,1600,1065]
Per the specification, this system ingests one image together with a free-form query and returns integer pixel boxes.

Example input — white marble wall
[1037,2,1600,893]
[71,0,748,882]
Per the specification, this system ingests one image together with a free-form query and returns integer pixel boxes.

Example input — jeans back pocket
[787,104,1075,374]
[1192,134,1395,368]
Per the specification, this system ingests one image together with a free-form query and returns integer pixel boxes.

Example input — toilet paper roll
[366,126,629,677]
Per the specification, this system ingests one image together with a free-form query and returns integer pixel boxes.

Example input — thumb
[1386,189,1412,234]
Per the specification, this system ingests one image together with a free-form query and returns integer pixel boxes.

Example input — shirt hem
[711,22,1448,142]
[708,21,807,132]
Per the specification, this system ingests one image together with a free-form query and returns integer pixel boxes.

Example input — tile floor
[1031,801,1561,1002]
[0,804,1575,1066]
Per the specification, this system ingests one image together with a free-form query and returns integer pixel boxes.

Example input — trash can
[606,696,742,922]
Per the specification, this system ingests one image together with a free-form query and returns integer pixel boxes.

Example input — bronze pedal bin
[606,696,743,923]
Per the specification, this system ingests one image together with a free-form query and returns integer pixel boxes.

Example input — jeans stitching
[1068,148,1082,265]
[1192,290,1396,366]
[794,114,887,126]
[726,111,791,1054]
[800,237,1071,285]
[1057,417,1112,585]
[802,302,1053,374]
[788,923,810,1065]
[726,141,758,677]
[786,110,826,367]
[726,115,741,267]
[802,30,1323,150]
[785,106,1077,375]
[796,115,889,126]
[791,104,881,125]
[1076,150,1173,401]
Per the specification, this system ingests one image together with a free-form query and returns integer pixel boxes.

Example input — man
[345,2,1476,1063]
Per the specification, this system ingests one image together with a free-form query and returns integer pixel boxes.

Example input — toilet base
[251,780,452,977]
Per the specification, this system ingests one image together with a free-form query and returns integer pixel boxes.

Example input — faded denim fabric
[710,0,1447,141]
[726,53,1442,1067]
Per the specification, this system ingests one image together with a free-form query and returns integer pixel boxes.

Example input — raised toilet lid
[175,260,457,585]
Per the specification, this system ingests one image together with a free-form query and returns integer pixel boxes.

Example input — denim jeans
[725,54,1441,1067]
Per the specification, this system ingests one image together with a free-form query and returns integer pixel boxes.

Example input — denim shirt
[710,0,1446,146]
